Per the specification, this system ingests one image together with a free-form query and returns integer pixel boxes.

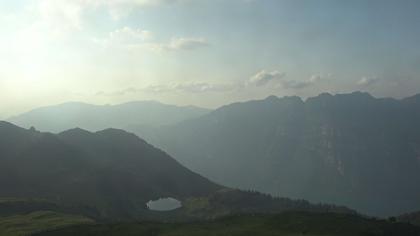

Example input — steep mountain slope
[0,122,355,224]
[0,121,220,220]
[8,101,210,133]
[146,92,420,216]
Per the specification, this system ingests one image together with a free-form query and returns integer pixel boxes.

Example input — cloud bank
[248,70,286,87]
[248,70,328,90]
[96,81,238,96]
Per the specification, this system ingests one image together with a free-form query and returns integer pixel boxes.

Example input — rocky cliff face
[146,92,420,216]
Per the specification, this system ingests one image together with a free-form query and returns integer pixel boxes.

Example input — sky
[0,0,420,118]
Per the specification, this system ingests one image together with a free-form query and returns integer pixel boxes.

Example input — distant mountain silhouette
[8,101,210,133]
[144,92,420,217]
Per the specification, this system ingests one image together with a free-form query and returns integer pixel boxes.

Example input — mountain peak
[347,91,374,98]
[265,95,303,103]
[281,96,304,104]
[306,91,375,104]
[265,95,279,101]
[96,128,137,137]
[59,127,93,136]
[95,128,146,145]
[59,127,141,144]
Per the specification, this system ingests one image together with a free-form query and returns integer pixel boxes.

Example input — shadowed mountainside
[144,92,420,217]
[0,121,220,220]
[0,121,355,223]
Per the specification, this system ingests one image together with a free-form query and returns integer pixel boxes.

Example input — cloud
[309,74,324,83]
[150,37,210,52]
[88,0,185,19]
[248,70,286,87]
[357,76,380,86]
[94,26,153,48]
[95,27,209,52]
[57,0,208,20]
[95,81,237,96]
[31,0,199,32]
[110,26,153,43]
[38,0,85,31]
[279,80,313,89]
[173,81,235,93]
[143,82,235,93]
[95,87,139,96]
[279,73,330,89]
[166,38,209,51]
[248,70,330,90]
[89,0,191,7]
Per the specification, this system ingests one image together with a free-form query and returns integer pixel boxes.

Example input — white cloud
[49,0,204,20]
[150,37,210,52]
[38,0,85,31]
[110,27,153,42]
[25,0,194,33]
[309,74,322,83]
[248,70,286,87]
[279,74,328,90]
[248,71,330,89]
[95,27,209,52]
[88,0,189,7]
[95,81,237,96]
[279,80,312,89]
[357,76,380,86]
[173,81,235,93]
[94,26,153,48]
[168,37,209,50]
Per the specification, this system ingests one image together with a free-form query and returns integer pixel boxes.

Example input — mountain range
[8,101,210,133]
[0,121,353,223]
[143,92,420,216]
[5,92,420,217]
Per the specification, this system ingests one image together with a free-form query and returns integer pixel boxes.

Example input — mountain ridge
[7,100,211,133]
[0,121,358,225]
[143,91,420,217]
[0,121,222,220]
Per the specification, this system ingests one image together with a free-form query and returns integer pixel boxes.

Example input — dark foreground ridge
[35,211,420,236]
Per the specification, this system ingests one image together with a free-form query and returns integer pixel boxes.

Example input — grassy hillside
[0,211,93,236]
[36,212,420,236]
[399,211,420,227]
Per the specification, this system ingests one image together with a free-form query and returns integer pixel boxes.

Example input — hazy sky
[1,0,419,118]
